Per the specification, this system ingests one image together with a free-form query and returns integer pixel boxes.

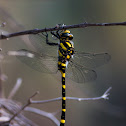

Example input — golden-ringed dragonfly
[17,28,111,126]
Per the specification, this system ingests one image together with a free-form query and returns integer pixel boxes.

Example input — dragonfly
[17,29,111,126]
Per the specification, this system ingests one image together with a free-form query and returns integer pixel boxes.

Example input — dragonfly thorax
[58,39,74,71]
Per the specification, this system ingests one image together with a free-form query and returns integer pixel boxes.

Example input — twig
[0,69,3,98]
[0,21,126,39]
[0,99,38,126]
[1,87,111,125]
[7,50,34,58]
[30,87,112,104]
[24,87,111,126]
[25,107,60,126]
[0,70,7,98]
[8,91,39,123]
[8,78,22,99]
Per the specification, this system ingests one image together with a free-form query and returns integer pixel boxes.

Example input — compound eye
[69,36,73,40]
[69,34,73,40]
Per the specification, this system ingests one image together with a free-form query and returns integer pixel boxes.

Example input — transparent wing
[72,51,111,68]
[17,49,58,74]
[66,61,97,83]
[29,33,58,56]
[16,49,110,83]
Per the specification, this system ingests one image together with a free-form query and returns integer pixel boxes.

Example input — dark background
[0,0,126,126]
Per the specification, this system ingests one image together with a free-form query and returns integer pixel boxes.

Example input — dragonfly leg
[50,31,60,39]
[41,28,58,46]
[51,24,66,39]
[56,30,61,38]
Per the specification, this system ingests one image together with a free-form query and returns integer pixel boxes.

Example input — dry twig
[8,78,22,99]
[8,91,39,123]
[30,87,112,104]
[3,87,111,126]
[0,21,126,39]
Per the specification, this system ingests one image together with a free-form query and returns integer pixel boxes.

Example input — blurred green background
[0,0,126,126]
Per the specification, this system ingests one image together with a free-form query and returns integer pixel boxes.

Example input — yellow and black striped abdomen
[60,68,66,125]
[58,40,74,126]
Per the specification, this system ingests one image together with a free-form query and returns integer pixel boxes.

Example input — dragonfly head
[60,30,73,40]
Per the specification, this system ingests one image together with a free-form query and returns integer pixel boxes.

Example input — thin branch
[30,87,112,104]
[25,107,60,126]
[2,87,111,125]
[8,78,22,99]
[0,69,3,98]
[0,73,7,99]
[0,99,38,126]
[0,21,126,39]
[7,50,35,58]
[8,91,39,123]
